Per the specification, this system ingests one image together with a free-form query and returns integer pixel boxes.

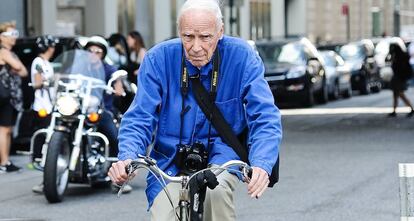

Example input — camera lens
[185,154,203,172]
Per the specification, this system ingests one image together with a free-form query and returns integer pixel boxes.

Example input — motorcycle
[30,49,127,203]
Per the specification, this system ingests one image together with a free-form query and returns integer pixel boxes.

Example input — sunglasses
[1,30,19,38]
[88,48,103,54]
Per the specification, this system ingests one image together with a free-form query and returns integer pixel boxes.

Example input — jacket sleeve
[240,50,283,175]
[117,53,163,160]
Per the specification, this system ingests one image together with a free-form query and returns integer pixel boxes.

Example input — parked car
[339,39,381,94]
[319,50,352,99]
[317,42,345,54]
[256,37,328,107]
[374,37,406,88]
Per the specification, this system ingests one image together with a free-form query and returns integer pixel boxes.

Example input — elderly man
[108,0,282,220]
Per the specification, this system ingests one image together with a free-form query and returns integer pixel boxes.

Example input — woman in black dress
[0,21,27,173]
[388,43,414,117]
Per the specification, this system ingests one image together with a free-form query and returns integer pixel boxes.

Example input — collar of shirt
[184,58,213,77]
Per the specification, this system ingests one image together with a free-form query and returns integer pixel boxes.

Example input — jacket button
[167,171,172,175]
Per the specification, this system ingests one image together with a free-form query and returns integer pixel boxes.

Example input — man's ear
[219,24,224,40]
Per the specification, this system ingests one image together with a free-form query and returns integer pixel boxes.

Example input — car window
[375,41,389,56]
[257,42,306,65]
[320,53,336,66]
[339,44,364,61]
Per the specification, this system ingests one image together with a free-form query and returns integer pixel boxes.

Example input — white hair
[177,0,223,32]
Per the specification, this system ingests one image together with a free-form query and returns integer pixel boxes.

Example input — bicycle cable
[128,165,181,220]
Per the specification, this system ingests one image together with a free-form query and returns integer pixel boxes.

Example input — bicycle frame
[119,155,251,221]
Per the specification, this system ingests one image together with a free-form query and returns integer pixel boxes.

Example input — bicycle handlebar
[118,155,252,196]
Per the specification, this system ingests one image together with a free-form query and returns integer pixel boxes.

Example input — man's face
[179,10,223,68]
[87,45,104,60]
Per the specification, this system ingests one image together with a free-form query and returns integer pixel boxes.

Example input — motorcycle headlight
[56,95,80,116]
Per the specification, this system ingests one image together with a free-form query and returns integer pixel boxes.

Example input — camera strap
[189,76,248,162]
[187,51,280,188]
[179,47,220,147]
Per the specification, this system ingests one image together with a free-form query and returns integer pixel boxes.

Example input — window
[250,0,271,40]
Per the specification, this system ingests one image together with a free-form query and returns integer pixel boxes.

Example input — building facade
[307,0,414,44]
[1,0,414,46]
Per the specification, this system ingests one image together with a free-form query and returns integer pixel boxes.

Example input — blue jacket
[118,35,282,208]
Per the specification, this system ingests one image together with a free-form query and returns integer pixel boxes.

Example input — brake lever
[117,164,136,197]
[241,165,252,184]
[242,165,260,199]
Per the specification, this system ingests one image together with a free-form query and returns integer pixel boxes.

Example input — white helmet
[85,35,109,58]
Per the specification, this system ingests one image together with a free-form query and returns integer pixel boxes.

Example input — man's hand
[113,80,125,96]
[247,167,269,199]
[108,159,132,185]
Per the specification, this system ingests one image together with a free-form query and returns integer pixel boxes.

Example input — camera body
[174,141,208,175]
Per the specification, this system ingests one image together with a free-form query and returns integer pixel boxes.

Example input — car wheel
[342,84,352,98]
[302,83,314,107]
[316,80,329,104]
[371,81,381,93]
[359,77,370,95]
[329,81,340,100]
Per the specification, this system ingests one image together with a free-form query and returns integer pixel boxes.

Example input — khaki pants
[150,169,240,221]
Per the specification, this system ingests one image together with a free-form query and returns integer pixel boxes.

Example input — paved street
[1,88,414,221]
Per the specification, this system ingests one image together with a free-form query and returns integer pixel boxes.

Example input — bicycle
[117,154,252,221]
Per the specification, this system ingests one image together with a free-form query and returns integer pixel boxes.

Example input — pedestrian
[0,21,28,173]
[127,31,146,78]
[30,35,58,193]
[107,33,128,69]
[108,0,282,220]
[407,41,414,85]
[387,42,414,117]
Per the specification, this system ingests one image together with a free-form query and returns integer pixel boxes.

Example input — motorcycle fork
[31,112,59,167]
[69,115,86,171]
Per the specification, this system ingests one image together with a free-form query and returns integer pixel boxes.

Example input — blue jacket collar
[184,59,213,77]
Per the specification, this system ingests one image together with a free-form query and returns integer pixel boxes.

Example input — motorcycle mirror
[130,83,138,94]
[107,70,128,88]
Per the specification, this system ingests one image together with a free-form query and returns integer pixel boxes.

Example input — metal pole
[394,0,401,36]
[347,8,351,41]
[229,0,234,36]
[399,163,414,220]
[359,0,362,39]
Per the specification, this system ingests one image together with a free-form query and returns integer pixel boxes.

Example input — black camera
[174,141,208,175]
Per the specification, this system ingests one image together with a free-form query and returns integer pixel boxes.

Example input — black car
[256,38,328,107]
[339,39,381,94]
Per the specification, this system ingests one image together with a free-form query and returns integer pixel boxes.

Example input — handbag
[190,76,280,187]
[0,66,11,106]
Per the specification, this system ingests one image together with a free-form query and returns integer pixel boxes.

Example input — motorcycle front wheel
[44,131,71,203]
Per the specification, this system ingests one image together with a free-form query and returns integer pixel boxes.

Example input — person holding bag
[0,21,28,173]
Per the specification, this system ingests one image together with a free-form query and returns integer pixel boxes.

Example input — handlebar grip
[125,164,131,175]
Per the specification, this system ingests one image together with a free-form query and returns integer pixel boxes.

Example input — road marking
[281,107,412,116]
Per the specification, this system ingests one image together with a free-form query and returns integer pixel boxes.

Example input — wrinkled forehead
[179,10,219,33]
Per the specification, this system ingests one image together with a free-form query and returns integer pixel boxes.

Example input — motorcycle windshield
[52,49,106,103]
